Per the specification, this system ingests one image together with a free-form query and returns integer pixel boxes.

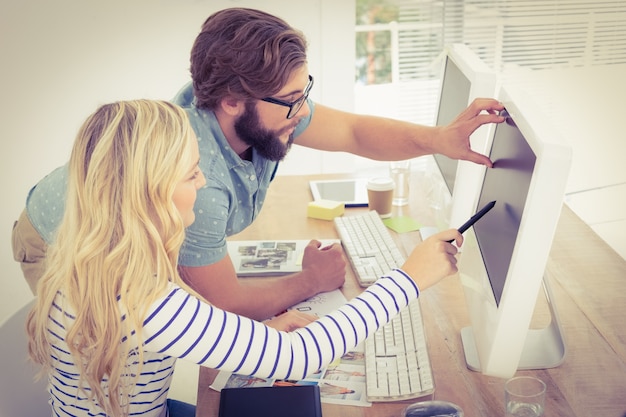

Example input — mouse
[402,400,463,417]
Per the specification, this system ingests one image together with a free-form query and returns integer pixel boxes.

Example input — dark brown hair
[190,8,308,110]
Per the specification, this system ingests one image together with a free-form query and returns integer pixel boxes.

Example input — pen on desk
[447,200,496,243]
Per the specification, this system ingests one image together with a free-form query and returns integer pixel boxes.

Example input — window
[355,0,626,124]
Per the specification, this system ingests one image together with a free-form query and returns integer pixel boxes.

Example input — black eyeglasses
[260,75,314,119]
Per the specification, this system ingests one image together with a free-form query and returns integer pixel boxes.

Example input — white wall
[0,0,356,322]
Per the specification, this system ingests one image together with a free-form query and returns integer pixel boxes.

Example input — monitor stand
[460,274,566,371]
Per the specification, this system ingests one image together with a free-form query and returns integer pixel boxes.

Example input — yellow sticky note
[307,200,345,221]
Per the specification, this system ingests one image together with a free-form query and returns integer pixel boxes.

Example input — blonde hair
[27,100,200,415]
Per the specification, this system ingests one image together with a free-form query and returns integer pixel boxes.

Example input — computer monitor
[430,44,496,229]
[458,84,571,378]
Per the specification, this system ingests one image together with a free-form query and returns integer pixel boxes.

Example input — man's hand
[300,240,346,292]
[438,98,505,167]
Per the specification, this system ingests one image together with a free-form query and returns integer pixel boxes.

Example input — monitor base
[461,275,566,372]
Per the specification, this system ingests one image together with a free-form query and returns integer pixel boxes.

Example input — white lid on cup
[366,177,395,191]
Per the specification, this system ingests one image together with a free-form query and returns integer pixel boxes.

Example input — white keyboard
[333,210,405,287]
[334,211,435,402]
[364,299,435,401]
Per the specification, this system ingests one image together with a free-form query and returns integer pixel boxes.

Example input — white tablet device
[309,178,369,207]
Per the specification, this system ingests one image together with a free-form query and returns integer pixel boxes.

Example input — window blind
[355,0,626,125]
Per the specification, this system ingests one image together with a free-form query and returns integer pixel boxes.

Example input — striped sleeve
[142,269,419,380]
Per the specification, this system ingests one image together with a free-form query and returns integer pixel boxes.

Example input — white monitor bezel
[458,83,571,378]
[431,43,497,229]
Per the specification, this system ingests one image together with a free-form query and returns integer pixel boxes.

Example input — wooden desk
[195,173,626,417]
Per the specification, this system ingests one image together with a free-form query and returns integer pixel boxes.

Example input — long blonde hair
[27,100,199,415]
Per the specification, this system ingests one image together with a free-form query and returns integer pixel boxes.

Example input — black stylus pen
[447,200,496,242]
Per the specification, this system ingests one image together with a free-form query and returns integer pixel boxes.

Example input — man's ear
[220,96,244,117]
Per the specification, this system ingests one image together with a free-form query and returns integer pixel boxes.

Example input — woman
[27,100,462,417]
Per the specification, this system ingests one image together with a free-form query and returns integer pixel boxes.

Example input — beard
[234,101,296,161]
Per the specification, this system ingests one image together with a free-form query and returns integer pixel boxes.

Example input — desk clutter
[196,174,626,416]
[210,284,434,406]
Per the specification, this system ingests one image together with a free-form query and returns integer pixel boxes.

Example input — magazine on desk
[227,239,340,277]
[209,289,372,407]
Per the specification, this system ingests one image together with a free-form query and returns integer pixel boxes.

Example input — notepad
[227,239,339,277]
[218,385,322,417]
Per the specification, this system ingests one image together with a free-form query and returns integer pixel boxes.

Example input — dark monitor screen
[474,110,536,306]
[434,56,472,194]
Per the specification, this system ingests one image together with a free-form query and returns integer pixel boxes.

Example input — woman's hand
[401,229,463,291]
[264,310,318,332]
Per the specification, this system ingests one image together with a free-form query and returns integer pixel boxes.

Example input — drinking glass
[390,160,411,206]
[504,376,546,417]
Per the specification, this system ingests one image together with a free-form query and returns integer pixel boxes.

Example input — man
[12,7,504,320]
